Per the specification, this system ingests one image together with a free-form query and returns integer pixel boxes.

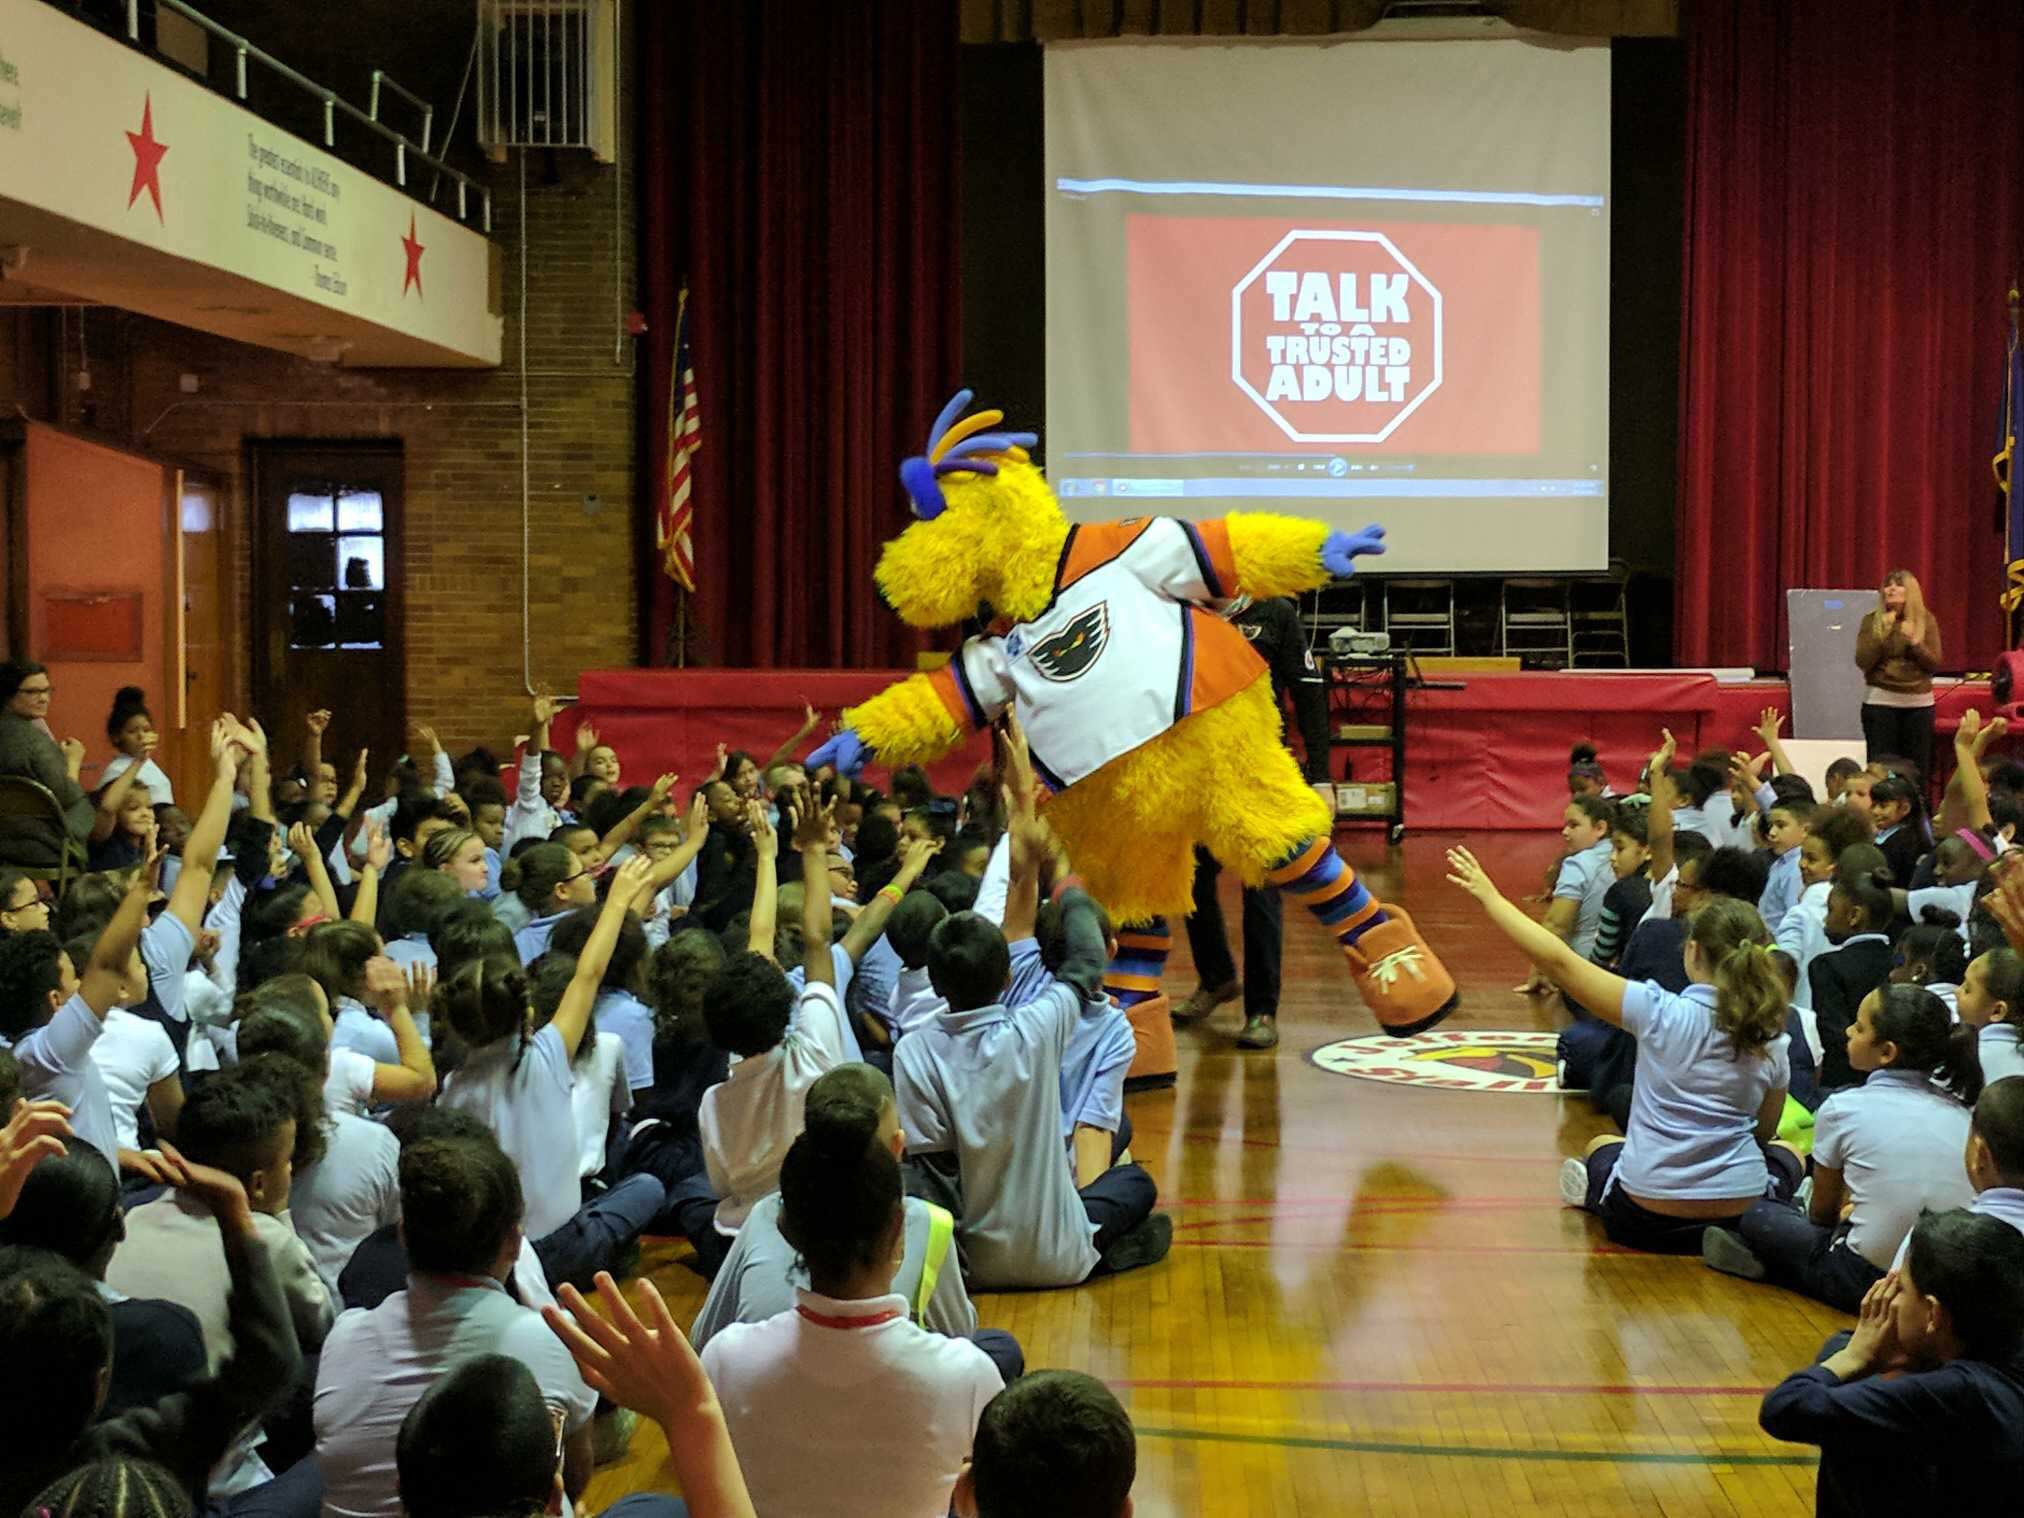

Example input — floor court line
[1176,1238,1630,1254]
[1132,1424,1818,1468]
[1112,1376,1770,1398]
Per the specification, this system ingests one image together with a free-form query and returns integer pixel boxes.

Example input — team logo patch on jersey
[1029,603,1110,683]
[1308,1029,1562,1093]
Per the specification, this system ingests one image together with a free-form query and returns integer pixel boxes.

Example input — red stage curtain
[638,3,960,669]
[1677,0,2024,672]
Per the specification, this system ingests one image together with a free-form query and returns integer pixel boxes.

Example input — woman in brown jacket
[1853,569,1941,780]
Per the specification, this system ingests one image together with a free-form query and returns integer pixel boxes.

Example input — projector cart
[1321,650,1408,844]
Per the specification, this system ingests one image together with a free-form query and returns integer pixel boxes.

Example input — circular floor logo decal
[1310,1029,1561,1093]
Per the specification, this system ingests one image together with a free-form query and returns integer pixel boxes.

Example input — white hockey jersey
[925,517,1266,791]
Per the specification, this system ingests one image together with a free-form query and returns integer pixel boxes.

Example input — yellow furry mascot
[809,392,1456,1034]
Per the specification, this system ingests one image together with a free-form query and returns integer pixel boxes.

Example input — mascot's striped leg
[1266,839,1458,1037]
[1106,919,1172,1010]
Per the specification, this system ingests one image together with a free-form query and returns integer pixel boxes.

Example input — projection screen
[1044,29,1612,573]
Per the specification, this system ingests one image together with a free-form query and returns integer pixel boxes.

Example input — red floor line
[1110,1376,1767,1398]
[1170,1201,1559,1232]
[1176,1238,1631,1254]
[1173,1198,1546,1214]
[1168,1131,1549,1163]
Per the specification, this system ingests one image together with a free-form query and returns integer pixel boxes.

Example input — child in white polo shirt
[698,794,853,1234]
[437,854,667,1290]
[1704,984,1978,1308]
[699,1085,1003,1518]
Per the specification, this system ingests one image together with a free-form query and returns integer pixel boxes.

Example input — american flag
[659,284,700,592]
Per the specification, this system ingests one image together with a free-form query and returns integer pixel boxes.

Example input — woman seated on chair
[0,658,94,867]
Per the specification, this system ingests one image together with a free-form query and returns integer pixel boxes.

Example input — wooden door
[169,469,230,798]
[249,443,405,784]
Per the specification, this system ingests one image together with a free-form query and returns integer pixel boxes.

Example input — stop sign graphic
[1230,230,1444,444]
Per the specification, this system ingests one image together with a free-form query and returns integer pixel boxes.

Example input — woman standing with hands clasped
[1855,569,1942,782]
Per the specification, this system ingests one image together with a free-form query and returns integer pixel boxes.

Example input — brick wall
[9,30,641,758]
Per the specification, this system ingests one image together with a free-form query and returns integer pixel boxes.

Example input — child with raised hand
[1704,984,1979,1309]
[1517,794,1616,995]
[1957,945,2024,1084]
[0,854,175,1181]
[437,855,667,1290]
[502,694,566,853]
[1810,859,1899,1091]
[1449,846,1796,1254]
[697,791,857,1236]
[1759,1211,2024,1504]
[896,751,1170,1288]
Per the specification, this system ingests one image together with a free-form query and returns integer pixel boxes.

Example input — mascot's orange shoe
[1343,906,1458,1037]
[1122,991,1179,1092]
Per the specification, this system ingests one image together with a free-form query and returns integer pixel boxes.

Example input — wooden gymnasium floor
[589,831,1837,1517]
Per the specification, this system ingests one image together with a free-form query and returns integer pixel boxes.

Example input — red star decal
[126,94,169,222]
[400,213,425,299]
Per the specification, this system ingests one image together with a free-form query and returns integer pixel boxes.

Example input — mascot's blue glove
[807,728,873,779]
[1321,524,1387,578]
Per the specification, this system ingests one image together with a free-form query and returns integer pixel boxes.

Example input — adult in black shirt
[1175,597,1331,1050]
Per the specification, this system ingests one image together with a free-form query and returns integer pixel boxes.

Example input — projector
[1328,627,1392,657]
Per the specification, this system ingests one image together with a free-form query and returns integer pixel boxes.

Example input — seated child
[1776,811,1878,987]
[1891,1074,2024,1268]
[1026,896,1138,1188]
[1958,946,2024,1084]
[886,890,950,1039]
[0,864,155,1174]
[1891,909,1968,1019]
[1809,859,1898,1090]
[1705,985,1978,1310]
[895,788,1170,1288]
[698,1074,1004,1518]
[692,1062,1019,1384]
[955,1371,1139,1518]
[1869,774,1923,888]
[1759,796,1813,930]
[1451,846,1796,1256]
[698,800,854,1235]
[1894,834,1987,941]
[105,1057,333,1497]
[1759,1210,2024,1507]
[1517,795,1615,995]
[437,857,667,1290]
[0,1156,302,1518]
[1567,741,1611,800]
[1589,807,1652,972]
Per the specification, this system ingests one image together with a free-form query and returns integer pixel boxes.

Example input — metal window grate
[479,0,613,155]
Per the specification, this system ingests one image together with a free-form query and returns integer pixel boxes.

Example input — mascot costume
[810,392,1457,1036]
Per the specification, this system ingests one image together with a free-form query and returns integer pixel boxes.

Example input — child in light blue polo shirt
[1960,947,2024,1084]
[1450,847,1797,1257]
[1704,984,1976,1309]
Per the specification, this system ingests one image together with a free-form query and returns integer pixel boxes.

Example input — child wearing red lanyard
[699,1097,1002,1518]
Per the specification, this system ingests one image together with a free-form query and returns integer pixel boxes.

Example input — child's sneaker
[1342,906,1458,1036]
[1098,1212,1173,1274]
[1702,1227,1768,1281]
[1558,1156,1592,1209]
